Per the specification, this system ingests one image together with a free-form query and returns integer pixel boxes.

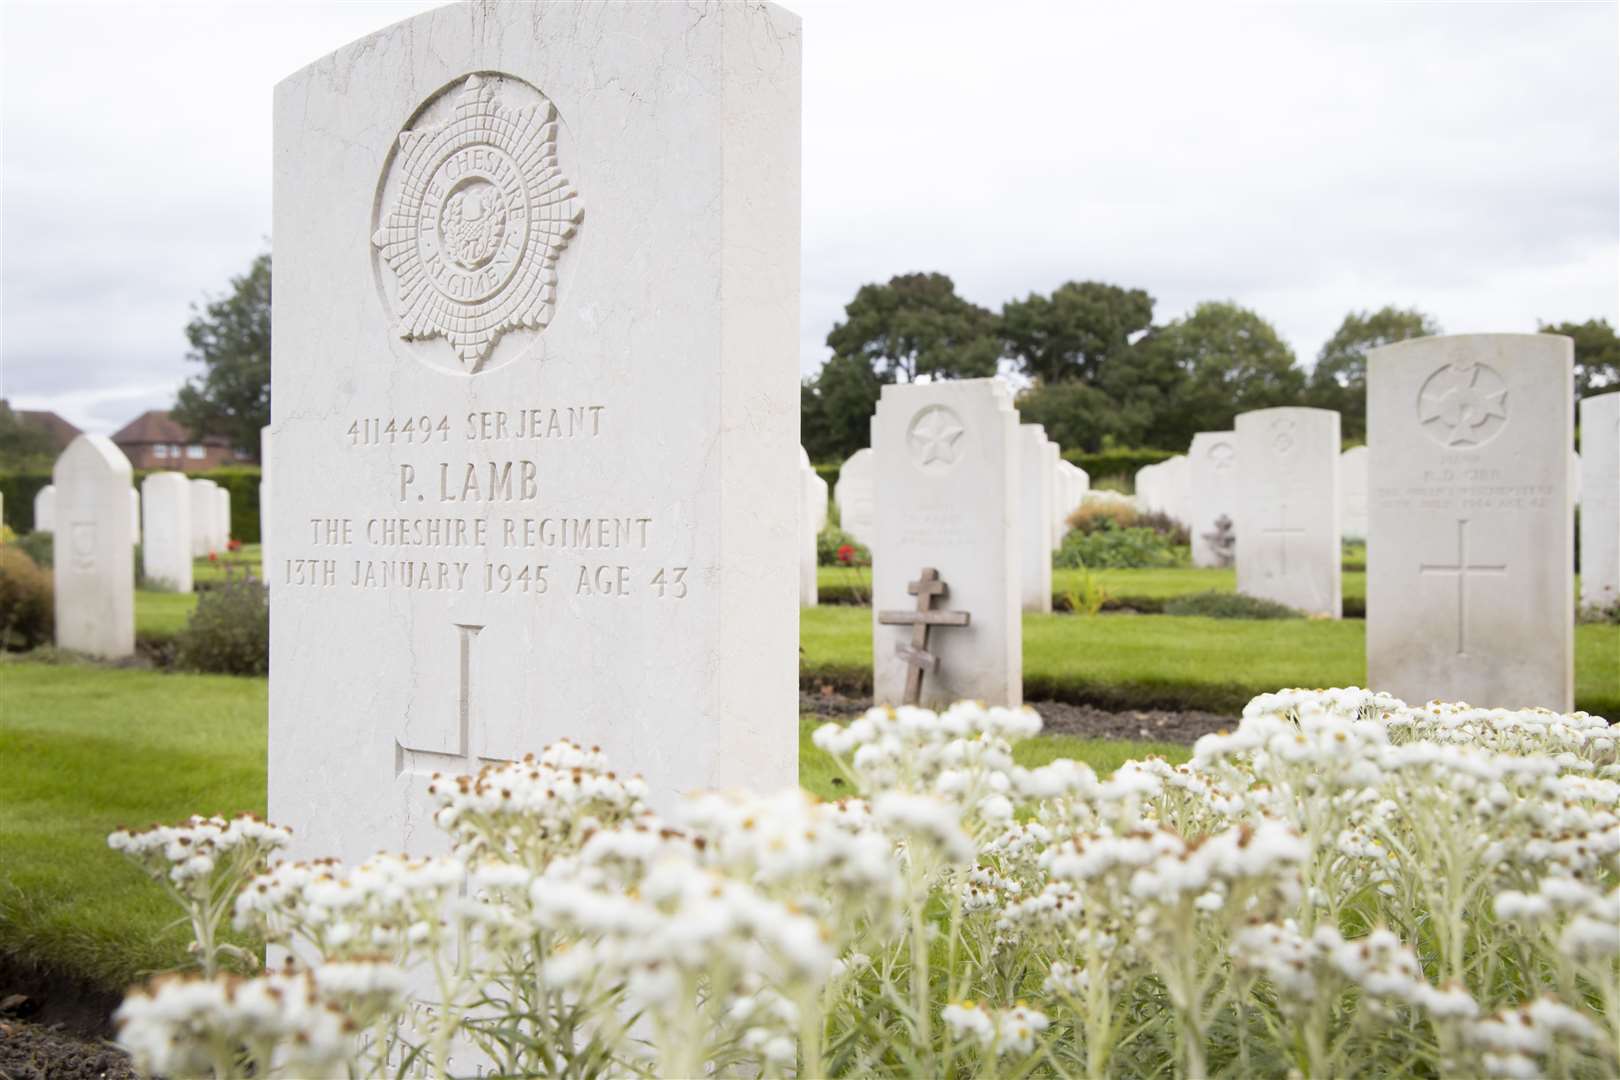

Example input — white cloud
[2,0,1614,432]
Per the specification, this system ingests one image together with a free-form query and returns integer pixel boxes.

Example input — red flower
[209,552,218,562]
[837,544,855,565]
[227,538,241,552]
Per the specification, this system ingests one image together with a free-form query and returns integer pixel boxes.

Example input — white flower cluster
[115,968,354,1078]
[108,813,291,893]
[112,695,1616,1079]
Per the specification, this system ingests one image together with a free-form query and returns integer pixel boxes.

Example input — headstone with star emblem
[1234,406,1342,618]
[1020,424,1054,613]
[872,379,1021,706]
[1580,392,1618,613]
[269,1,801,863]
[1188,431,1239,568]
[1366,334,1573,710]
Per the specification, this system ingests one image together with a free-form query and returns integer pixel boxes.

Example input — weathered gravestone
[189,478,218,558]
[52,436,134,658]
[1020,424,1053,613]
[1579,391,1618,612]
[800,448,820,607]
[141,472,194,593]
[872,379,1020,707]
[270,1,801,858]
[33,484,55,534]
[834,447,875,550]
[1188,431,1238,568]
[1367,334,1573,710]
[1340,445,1369,541]
[1235,407,1341,618]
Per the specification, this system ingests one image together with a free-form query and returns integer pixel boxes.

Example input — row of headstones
[32,436,237,659]
[825,428,1091,613]
[864,336,1618,714]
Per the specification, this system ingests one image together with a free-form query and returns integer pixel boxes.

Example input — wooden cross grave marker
[878,567,971,705]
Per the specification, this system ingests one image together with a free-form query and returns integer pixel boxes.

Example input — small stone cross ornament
[878,567,971,705]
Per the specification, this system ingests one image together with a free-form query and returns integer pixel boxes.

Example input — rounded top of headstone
[53,434,132,484]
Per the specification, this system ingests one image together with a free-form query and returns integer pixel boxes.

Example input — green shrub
[1163,590,1303,620]
[0,545,53,649]
[174,569,268,675]
[14,528,52,568]
[817,526,869,567]
[1061,447,1176,480]
[1054,519,1182,569]
[0,471,52,533]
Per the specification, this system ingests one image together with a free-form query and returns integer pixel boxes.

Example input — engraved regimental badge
[372,74,583,374]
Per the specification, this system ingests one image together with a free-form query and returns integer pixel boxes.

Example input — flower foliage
[111,692,1617,1078]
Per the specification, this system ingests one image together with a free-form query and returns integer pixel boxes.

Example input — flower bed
[110,691,1616,1078]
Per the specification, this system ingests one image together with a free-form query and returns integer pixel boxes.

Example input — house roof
[16,409,82,451]
[110,410,229,447]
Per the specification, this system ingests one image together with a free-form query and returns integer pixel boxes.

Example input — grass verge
[0,658,1175,995]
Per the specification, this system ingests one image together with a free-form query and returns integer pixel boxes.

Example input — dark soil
[800,690,1234,745]
[0,960,132,1080]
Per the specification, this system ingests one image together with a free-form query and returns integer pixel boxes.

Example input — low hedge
[1061,447,1176,480]
[0,467,262,543]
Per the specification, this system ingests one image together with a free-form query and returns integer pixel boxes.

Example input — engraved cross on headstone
[1420,518,1506,657]
[394,623,513,780]
[1262,502,1306,576]
[877,567,971,705]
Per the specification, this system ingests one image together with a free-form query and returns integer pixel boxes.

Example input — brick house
[110,410,246,471]
[15,408,82,451]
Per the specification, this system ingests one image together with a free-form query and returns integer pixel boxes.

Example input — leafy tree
[1538,318,1620,405]
[1125,301,1305,448]
[1000,280,1154,384]
[1015,381,1148,453]
[825,273,999,383]
[172,252,271,457]
[1309,306,1439,441]
[0,402,60,467]
[800,353,882,463]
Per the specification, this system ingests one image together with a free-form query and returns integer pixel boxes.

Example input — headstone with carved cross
[872,379,1021,707]
[52,435,135,659]
[268,2,802,863]
[878,568,971,704]
[1234,407,1342,618]
[1367,334,1574,710]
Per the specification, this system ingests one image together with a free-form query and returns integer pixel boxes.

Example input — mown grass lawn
[802,606,1620,717]
[0,657,1183,993]
[189,544,262,586]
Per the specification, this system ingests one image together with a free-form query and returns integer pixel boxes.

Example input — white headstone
[52,436,135,658]
[141,472,194,593]
[130,489,141,545]
[215,487,232,549]
[1579,391,1618,611]
[1340,446,1369,541]
[872,379,1020,706]
[1187,431,1239,568]
[1235,407,1341,617]
[1367,334,1573,710]
[189,478,218,558]
[270,2,801,859]
[33,484,55,533]
[1045,441,1063,548]
[1161,454,1190,526]
[1571,450,1582,505]
[1020,425,1053,613]
[1134,462,1161,515]
[834,448,875,550]
[800,448,819,607]
[260,427,272,581]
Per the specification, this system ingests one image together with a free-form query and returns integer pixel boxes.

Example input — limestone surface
[1188,431,1238,568]
[141,472,194,593]
[52,436,135,658]
[1579,391,1618,611]
[1235,407,1341,618]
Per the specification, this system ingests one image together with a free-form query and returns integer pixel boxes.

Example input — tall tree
[800,353,882,462]
[1309,306,1439,442]
[1125,301,1305,448]
[1538,318,1620,405]
[1014,381,1147,453]
[172,252,271,456]
[824,272,1000,383]
[1000,280,1154,384]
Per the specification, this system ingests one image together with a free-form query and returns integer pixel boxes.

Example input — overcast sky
[2,0,1615,435]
